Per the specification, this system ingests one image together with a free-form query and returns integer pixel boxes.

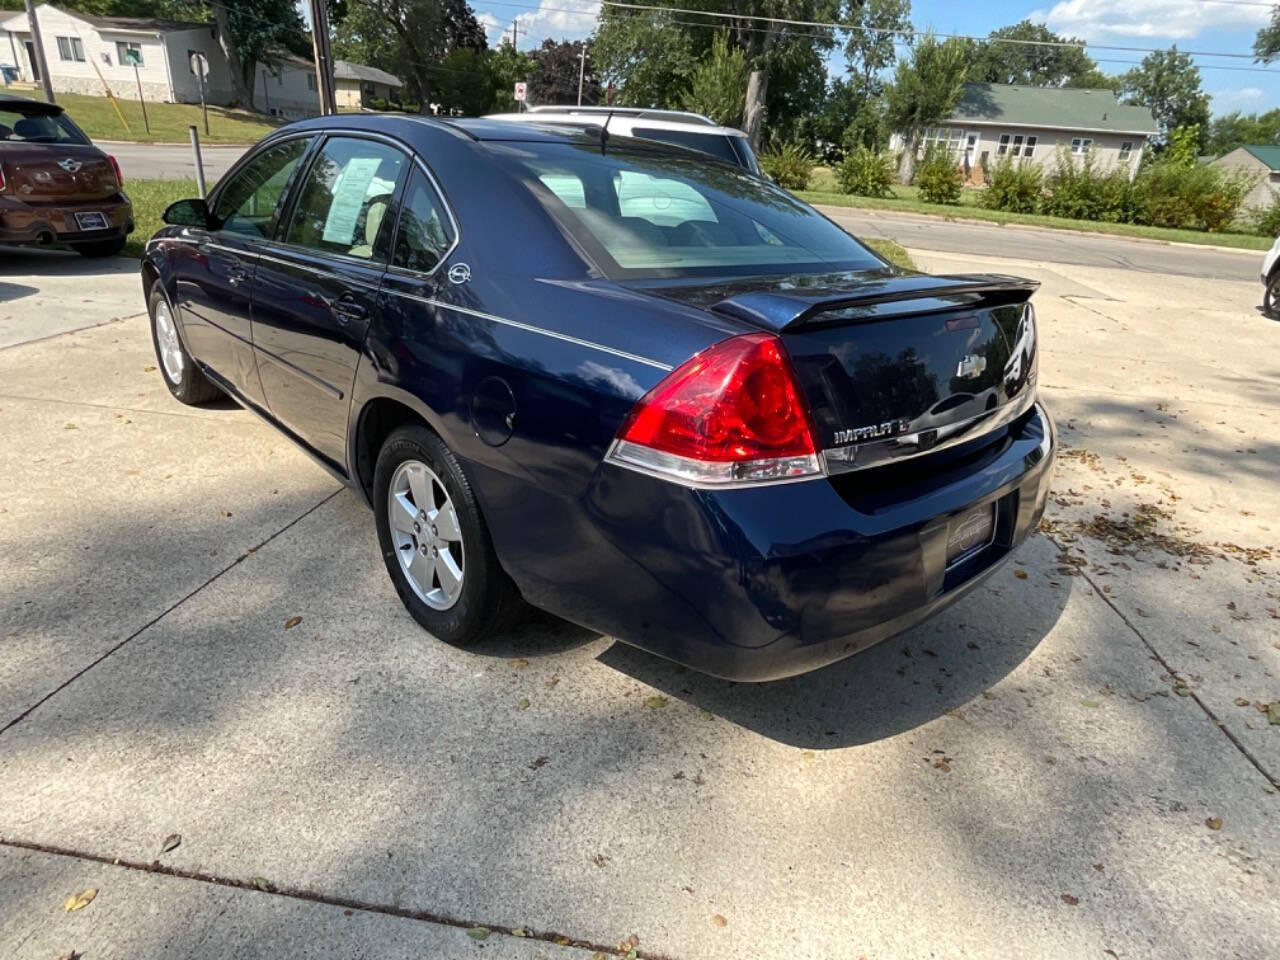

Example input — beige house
[891,82,1158,183]
[334,60,403,109]
[1211,145,1280,212]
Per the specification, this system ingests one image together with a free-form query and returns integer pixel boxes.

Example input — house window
[1071,137,1093,155]
[1010,134,1025,157]
[1119,141,1134,162]
[278,70,284,87]
[1024,136,1038,158]
[56,37,85,62]
[115,41,143,67]
[997,133,1011,156]
[921,126,964,158]
[306,73,317,91]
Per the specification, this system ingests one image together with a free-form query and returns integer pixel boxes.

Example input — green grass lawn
[45,91,282,144]
[863,238,914,270]
[125,178,200,256]
[802,168,1271,253]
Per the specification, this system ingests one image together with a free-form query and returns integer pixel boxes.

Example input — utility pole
[510,17,518,51]
[307,0,336,115]
[577,43,585,106]
[23,0,55,103]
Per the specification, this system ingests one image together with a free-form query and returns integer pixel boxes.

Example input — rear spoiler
[709,274,1039,332]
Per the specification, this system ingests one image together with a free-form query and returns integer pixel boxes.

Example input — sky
[465,0,1280,116]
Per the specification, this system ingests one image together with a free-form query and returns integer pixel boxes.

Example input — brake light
[0,162,5,192]
[607,332,822,486]
[107,154,122,188]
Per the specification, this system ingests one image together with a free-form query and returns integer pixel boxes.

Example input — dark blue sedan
[141,114,1054,681]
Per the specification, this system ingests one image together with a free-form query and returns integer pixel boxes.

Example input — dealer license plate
[74,211,109,230]
[946,504,995,564]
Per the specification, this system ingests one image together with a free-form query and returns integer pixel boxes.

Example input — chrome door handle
[332,299,366,324]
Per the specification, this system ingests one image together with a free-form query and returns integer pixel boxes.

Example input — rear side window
[0,109,87,144]
[392,169,455,273]
[632,127,741,166]
[215,137,311,239]
[285,136,407,260]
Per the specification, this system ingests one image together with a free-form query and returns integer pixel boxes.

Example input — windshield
[0,108,88,144]
[489,141,883,280]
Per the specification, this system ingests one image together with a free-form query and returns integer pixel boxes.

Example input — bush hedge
[836,146,896,197]
[759,142,814,191]
[980,155,1043,214]
[914,143,962,205]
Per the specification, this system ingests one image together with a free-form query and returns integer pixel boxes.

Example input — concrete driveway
[1,236,1277,959]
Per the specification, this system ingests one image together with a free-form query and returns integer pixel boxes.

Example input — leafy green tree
[1207,109,1280,155]
[528,39,599,106]
[967,20,1110,88]
[844,0,910,94]
[682,33,748,126]
[1117,47,1210,150]
[592,8,698,110]
[487,41,536,112]
[1255,7,1280,62]
[206,0,309,109]
[885,31,970,182]
[430,47,494,115]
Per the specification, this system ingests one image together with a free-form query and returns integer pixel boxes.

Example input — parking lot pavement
[1,249,1277,958]
[0,247,143,347]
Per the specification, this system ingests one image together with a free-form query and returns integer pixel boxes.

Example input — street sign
[189,51,208,79]
[122,48,141,67]
[513,81,526,102]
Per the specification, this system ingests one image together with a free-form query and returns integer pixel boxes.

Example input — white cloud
[1028,0,1269,42]
[477,12,504,47]
[1212,85,1265,106]
[480,0,601,47]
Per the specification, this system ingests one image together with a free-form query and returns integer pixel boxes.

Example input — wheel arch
[349,386,454,506]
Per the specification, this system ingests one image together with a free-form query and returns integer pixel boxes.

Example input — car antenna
[600,110,613,155]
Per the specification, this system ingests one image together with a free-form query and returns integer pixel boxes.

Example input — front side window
[392,169,455,273]
[116,41,143,66]
[56,37,85,62]
[496,141,885,279]
[285,136,407,260]
[214,136,312,239]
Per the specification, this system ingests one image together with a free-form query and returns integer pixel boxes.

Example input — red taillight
[0,162,6,192]
[107,154,123,188]
[609,333,822,486]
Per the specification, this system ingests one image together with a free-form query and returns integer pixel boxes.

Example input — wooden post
[132,60,149,134]
[23,0,54,103]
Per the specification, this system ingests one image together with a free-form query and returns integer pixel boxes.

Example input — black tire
[147,286,222,405]
[1265,272,1280,319]
[374,424,523,646]
[72,237,127,258]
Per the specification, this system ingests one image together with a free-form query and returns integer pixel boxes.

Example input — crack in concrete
[0,391,264,424]
[1047,533,1279,789]
[0,489,343,737]
[0,312,140,352]
[0,837,678,959]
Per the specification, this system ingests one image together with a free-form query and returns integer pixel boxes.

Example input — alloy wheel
[154,300,185,382]
[387,459,465,610]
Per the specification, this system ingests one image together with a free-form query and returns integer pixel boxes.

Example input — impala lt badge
[834,419,911,445]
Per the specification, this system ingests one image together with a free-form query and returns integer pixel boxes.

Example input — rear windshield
[631,126,742,167]
[491,140,883,280]
[0,108,87,144]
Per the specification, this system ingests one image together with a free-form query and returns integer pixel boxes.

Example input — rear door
[250,135,410,469]
[172,135,314,404]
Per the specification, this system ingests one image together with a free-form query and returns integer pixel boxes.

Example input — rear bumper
[0,194,133,245]
[483,402,1055,681]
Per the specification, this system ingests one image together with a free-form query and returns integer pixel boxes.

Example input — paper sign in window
[322,156,384,246]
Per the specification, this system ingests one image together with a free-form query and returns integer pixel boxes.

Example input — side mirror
[162,197,212,228]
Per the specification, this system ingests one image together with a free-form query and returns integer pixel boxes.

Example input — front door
[171,135,312,406]
[964,131,979,175]
[24,41,39,82]
[251,135,409,469]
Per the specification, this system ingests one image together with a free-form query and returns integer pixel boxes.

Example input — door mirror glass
[161,197,211,228]
[213,136,312,239]
[284,136,407,260]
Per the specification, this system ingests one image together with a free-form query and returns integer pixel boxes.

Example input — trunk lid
[0,143,118,202]
[631,270,1040,471]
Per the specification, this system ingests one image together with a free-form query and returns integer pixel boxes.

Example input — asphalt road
[820,204,1264,283]
[106,141,246,183]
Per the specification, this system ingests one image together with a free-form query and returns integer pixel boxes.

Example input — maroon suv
[0,93,132,257]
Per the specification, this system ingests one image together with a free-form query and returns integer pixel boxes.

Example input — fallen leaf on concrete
[1081,699,1100,708]
[700,708,715,720]
[593,853,610,868]
[644,695,668,709]
[591,954,607,960]
[511,927,527,937]
[63,889,97,912]
[1014,570,1028,579]
[55,951,80,960]
[1060,894,1079,906]
[802,751,815,761]
[284,616,302,630]
[933,757,951,772]
[1269,703,1280,726]
[517,698,530,711]
[249,877,272,892]
[465,927,490,941]
[556,936,572,946]
[619,934,640,949]
[159,833,181,854]
[712,914,728,927]
[1206,817,1223,831]
[144,365,156,372]
[508,658,529,669]
[64,423,76,430]
[1234,697,1251,707]
[528,755,549,770]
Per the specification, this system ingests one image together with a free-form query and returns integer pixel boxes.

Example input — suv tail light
[0,162,6,192]
[606,332,823,486]
[107,154,123,188]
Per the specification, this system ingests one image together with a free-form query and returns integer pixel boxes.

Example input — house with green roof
[890,82,1159,184]
[1211,145,1280,212]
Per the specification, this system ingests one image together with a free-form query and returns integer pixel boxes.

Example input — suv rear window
[0,108,87,144]
[631,126,741,166]
[495,141,882,280]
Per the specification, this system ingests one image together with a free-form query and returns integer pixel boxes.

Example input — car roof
[0,93,62,115]
[527,105,716,126]
[483,112,748,140]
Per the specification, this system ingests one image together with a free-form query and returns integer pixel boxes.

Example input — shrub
[980,154,1043,214]
[1250,192,1280,238]
[759,142,814,191]
[1131,160,1253,232]
[914,143,962,204]
[836,146,896,197]
[1044,148,1135,224]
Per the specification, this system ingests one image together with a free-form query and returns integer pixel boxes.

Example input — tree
[844,0,910,95]
[592,8,698,109]
[884,31,970,182]
[488,42,536,112]
[431,47,494,115]
[1117,47,1210,149]
[1207,109,1280,156]
[1255,7,1280,62]
[967,20,1109,88]
[682,33,748,126]
[528,39,599,106]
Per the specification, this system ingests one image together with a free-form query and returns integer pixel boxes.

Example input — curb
[810,202,1267,258]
